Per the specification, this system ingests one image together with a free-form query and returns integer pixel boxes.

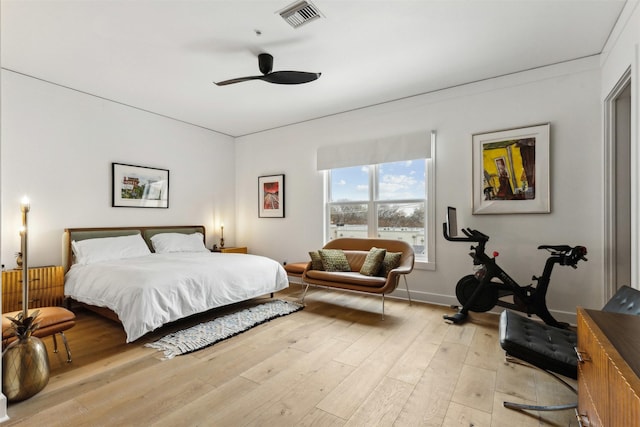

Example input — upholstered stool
[2,307,76,363]
[284,262,308,285]
[499,309,578,379]
[499,285,640,412]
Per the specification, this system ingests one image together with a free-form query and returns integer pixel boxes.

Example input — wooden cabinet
[1,266,65,312]
[214,247,248,254]
[576,307,640,426]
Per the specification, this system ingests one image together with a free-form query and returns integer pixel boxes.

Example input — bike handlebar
[563,245,588,268]
[443,223,588,268]
[538,244,588,266]
[442,223,489,242]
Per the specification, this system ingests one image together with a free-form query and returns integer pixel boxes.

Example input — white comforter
[64,252,289,342]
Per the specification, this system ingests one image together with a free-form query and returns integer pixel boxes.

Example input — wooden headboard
[63,225,205,272]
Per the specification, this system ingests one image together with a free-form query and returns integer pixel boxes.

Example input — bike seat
[537,244,572,252]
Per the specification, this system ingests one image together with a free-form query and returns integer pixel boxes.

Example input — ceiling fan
[214,53,321,86]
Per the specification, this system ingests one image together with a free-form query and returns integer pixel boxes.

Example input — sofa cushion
[304,270,386,288]
[343,250,368,271]
[379,252,402,277]
[359,247,387,276]
[319,249,351,272]
[308,250,324,270]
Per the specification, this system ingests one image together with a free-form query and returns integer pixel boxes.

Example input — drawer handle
[574,346,591,363]
[575,409,590,427]
[17,298,40,306]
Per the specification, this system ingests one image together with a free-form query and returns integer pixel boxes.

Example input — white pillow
[72,233,151,265]
[150,232,208,253]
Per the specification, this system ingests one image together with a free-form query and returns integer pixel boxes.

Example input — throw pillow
[318,249,351,272]
[72,233,151,265]
[359,247,387,276]
[378,252,402,277]
[150,232,208,253]
[308,250,324,270]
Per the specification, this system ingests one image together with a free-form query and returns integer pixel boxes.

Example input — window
[326,158,432,263]
[318,131,435,266]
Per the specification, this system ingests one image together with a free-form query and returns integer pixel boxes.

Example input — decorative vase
[15,252,23,269]
[2,336,50,402]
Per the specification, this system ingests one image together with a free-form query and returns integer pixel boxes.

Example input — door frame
[603,67,633,302]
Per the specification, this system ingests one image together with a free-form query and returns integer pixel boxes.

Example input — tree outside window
[327,159,428,260]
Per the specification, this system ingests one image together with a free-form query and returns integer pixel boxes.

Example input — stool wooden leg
[50,332,72,363]
[503,354,576,411]
[59,332,72,363]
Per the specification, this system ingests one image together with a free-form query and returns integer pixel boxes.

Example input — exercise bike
[442,207,588,328]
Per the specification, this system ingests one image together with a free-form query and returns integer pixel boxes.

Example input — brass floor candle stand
[2,198,51,402]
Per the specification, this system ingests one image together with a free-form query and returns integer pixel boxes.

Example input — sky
[330,159,426,202]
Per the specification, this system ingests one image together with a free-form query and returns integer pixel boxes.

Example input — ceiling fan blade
[261,71,321,85]
[213,75,263,86]
[258,53,274,75]
[214,52,321,86]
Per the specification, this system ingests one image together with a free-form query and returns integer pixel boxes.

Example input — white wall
[4,1,638,324]
[235,57,604,323]
[1,70,236,268]
[600,0,640,289]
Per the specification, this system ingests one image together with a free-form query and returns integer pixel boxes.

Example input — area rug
[145,299,303,359]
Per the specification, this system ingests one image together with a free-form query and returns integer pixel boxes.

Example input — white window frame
[323,136,435,270]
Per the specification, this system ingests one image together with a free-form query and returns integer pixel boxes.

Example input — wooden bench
[284,262,308,285]
[301,238,415,318]
[2,307,76,363]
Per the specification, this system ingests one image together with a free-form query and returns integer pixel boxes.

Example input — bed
[63,226,289,342]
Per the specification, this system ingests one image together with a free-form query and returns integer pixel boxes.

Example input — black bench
[499,285,640,412]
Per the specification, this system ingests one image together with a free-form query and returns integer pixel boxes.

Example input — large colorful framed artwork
[258,174,285,218]
[472,123,550,214]
[112,163,169,208]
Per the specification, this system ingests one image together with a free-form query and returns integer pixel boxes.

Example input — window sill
[413,260,435,271]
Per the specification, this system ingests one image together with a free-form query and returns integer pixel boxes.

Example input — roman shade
[316,131,432,170]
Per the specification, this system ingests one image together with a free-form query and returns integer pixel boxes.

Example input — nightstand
[2,265,65,312]
[213,247,248,254]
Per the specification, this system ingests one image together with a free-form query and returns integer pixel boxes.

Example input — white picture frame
[258,174,285,218]
[112,163,169,208]
[472,123,550,214]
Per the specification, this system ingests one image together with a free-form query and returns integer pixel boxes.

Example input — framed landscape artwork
[112,163,169,208]
[258,174,285,218]
[472,123,550,214]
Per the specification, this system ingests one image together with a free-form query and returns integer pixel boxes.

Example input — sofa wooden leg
[300,283,310,304]
[403,276,412,306]
[381,294,385,320]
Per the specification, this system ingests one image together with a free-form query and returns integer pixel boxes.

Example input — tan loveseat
[300,238,415,317]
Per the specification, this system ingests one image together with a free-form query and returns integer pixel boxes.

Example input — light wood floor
[4,286,577,426]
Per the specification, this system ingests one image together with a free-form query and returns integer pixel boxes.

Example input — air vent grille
[279,1,322,28]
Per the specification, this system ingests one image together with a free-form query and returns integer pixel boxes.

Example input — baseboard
[389,289,578,326]
[0,394,8,423]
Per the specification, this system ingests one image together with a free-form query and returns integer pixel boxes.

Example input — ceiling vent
[278,1,323,29]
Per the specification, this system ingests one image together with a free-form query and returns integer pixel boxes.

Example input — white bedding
[64,252,289,342]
